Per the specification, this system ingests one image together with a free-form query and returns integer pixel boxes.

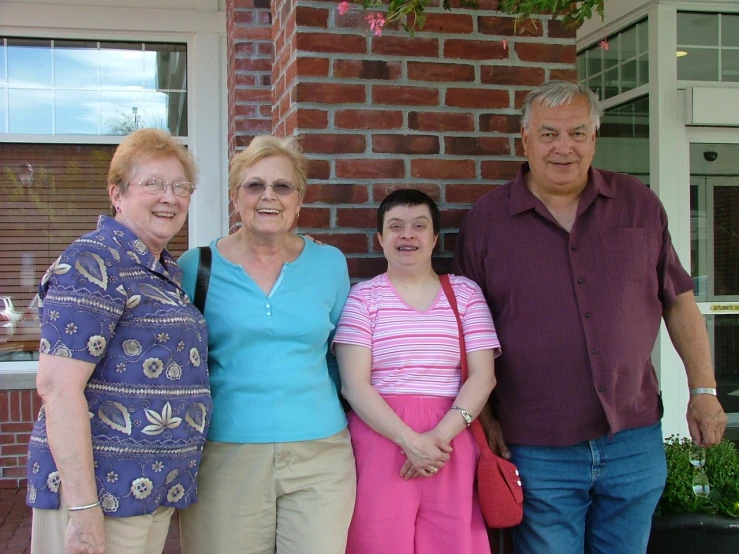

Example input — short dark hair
[377,189,440,235]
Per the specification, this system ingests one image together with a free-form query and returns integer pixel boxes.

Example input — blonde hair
[229,136,307,197]
[108,128,197,192]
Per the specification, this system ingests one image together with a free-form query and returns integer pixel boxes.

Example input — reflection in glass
[603,67,619,99]
[54,41,99,89]
[620,25,637,62]
[723,14,739,48]
[722,50,739,83]
[637,55,649,87]
[9,89,52,134]
[713,186,739,297]
[594,96,649,180]
[144,44,187,91]
[7,39,52,88]
[0,43,5,84]
[603,40,619,70]
[621,60,637,93]
[586,48,601,80]
[0,94,6,134]
[577,54,586,81]
[637,21,649,54]
[101,91,144,135]
[702,314,739,416]
[100,43,144,90]
[55,91,100,134]
[678,48,719,81]
[587,76,602,100]
[162,91,188,136]
[677,12,719,46]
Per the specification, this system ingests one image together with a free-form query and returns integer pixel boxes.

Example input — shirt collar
[97,215,183,286]
[509,163,616,216]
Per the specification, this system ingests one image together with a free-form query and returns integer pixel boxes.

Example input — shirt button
[578,278,584,284]
[585,312,591,318]
[591,349,597,355]
[598,386,605,392]
[571,245,578,251]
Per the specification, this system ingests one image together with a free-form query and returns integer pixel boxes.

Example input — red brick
[408,111,474,132]
[481,65,545,86]
[312,233,370,254]
[446,183,501,203]
[1,468,25,479]
[297,207,331,228]
[234,104,257,118]
[303,183,369,204]
[0,457,17,468]
[0,424,32,434]
[288,109,328,130]
[373,183,441,203]
[372,135,440,155]
[0,393,8,423]
[235,26,271,41]
[448,0,499,8]
[548,19,577,39]
[412,12,474,34]
[296,57,329,77]
[515,43,576,64]
[446,88,509,109]
[346,257,387,279]
[0,435,14,446]
[481,160,521,180]
[333,60,401,80]
[514,138,525,157]
[1,446,26,457]
[307,159,331,180]
[372,86,439,107]
[411,159,475,179]
[9,393,19,423]
[296,33,366,54]
[478,16,543,37]
[243,118,271,133]
[445,136,511,156]
[440,209,468,228]
[550,69,578,82]
[444,232,458,252]
[407,62,474,83]
[299,134,366,154]
[432,256,454,273]
[233,58,272,72]
[295,82,365,104]
[235,88,271,103]
[335,109,403,130]
[515,89,531,109]
[234,11,254,25]
[260,105,272,117]
[444,40,507,60]
[296,6,328,27]
[336,159,405,179]
[19,392,31,423]
[336,208,377,228]
[479,113,521,133]
[372,36,439,58]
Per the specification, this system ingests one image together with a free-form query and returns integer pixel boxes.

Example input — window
[577,19,649,101]
[593,96,650,184]
[0,37,190,363]
[677,13,739,82]
[0,39,187,135]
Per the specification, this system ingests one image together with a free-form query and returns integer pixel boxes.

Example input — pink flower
[337,1,350,15]
[599,40,609,50]
[501,39,508,50]
[366,12,385,36]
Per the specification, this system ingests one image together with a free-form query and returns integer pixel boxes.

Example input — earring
[115,205,121,212]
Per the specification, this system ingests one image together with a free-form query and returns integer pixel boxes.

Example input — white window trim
[0,3,228,376]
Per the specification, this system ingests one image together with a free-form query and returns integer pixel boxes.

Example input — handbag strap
[439,274,490,452]
[193,246,212,314]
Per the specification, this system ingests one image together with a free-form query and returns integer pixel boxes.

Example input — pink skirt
[346,395,491,554]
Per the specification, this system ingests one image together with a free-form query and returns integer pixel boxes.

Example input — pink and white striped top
[333,273,501,397]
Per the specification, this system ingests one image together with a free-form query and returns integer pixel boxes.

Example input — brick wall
[228,0,577,276]
[0,391,41,488]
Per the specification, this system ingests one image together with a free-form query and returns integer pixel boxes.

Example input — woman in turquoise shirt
[178,136,355,554]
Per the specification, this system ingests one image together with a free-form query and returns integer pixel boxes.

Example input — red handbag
[440,274,524,529]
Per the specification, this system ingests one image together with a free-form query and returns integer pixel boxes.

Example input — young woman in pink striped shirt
[334,189,501,554]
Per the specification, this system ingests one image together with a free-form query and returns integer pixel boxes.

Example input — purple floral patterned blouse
[26,216,212,517]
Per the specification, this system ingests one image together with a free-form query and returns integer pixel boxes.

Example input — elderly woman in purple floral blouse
[26,128,212,554]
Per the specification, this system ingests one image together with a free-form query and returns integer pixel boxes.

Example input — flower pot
[647,513,739,554]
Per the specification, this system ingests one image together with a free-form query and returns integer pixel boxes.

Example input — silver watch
[452,405,472,427]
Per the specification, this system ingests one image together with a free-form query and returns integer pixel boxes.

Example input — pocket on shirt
[600,228,648,281]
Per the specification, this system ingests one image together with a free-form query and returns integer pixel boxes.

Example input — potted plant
[648,435,739,554]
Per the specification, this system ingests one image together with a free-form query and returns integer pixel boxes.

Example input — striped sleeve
[333,283,373,349]
[454,275,502,356]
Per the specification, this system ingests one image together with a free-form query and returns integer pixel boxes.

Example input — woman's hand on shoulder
[66,508,106,554]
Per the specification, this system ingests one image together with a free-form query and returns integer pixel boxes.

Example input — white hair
[521,81,603,131]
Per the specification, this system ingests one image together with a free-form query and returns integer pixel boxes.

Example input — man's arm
[663,290,727,446]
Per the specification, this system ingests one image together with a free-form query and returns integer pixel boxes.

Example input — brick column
[230,0,577,277]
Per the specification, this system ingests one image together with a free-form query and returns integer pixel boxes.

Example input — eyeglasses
[134,177,196,198]
[240,182,297,196]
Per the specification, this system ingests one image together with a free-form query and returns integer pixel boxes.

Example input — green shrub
[657,435,739,518]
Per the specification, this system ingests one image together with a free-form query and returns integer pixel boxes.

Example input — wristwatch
[452,405,472,427]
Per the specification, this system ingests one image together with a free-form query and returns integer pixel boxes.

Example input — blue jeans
[509,423,666,554]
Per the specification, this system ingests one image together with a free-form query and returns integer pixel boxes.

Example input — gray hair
[521,81,603,132]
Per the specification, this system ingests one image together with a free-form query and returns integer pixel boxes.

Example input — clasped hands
[398,429,453,480]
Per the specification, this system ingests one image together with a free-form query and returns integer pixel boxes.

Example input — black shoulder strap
[193,246,212,314]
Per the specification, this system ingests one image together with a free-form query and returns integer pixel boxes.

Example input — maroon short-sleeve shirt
[453,165,694,446]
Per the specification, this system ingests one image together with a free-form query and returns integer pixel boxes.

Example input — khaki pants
[31,492,174,554]
[180,428,356,554]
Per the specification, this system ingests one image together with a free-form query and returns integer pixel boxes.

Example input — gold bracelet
[68,501,101,512]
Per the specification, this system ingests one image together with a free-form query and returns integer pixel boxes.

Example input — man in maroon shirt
[453,81,727,554]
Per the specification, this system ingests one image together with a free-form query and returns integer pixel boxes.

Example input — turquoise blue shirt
[179,237,350,443]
